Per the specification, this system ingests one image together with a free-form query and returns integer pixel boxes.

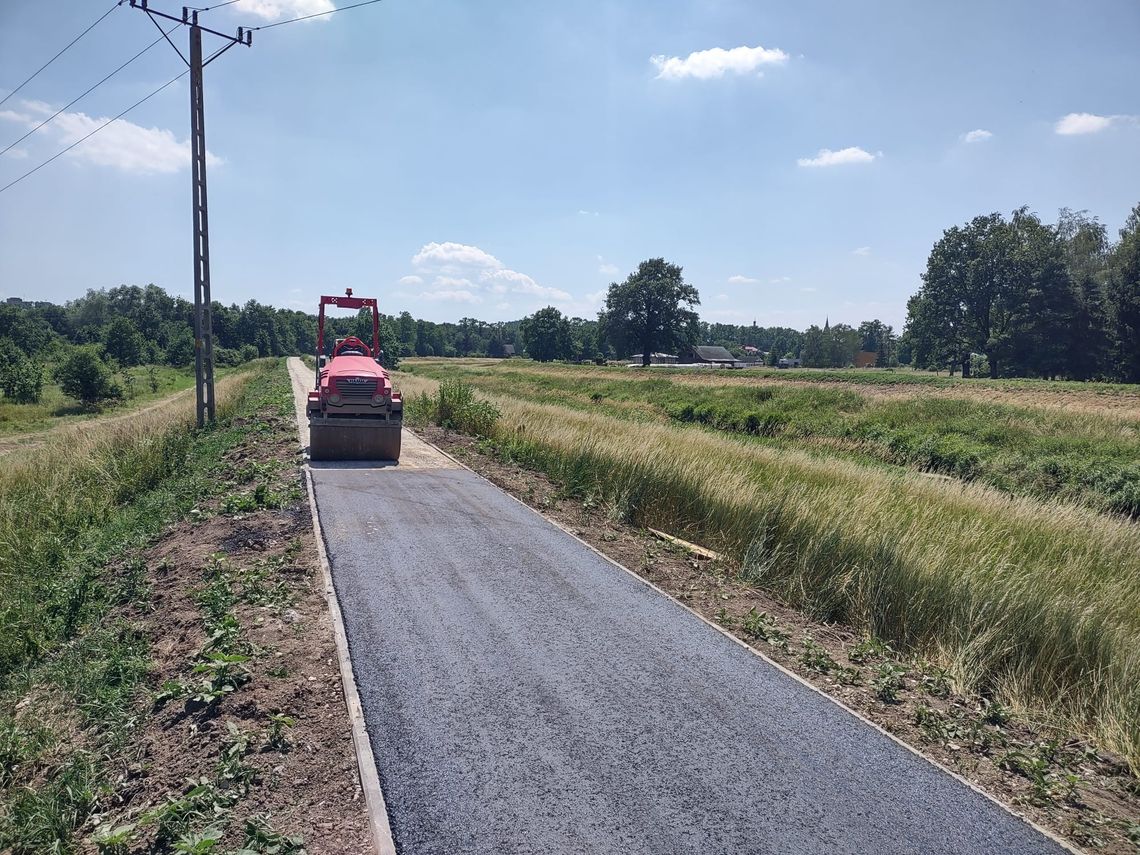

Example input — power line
[0,68,189,196]
[0,1,124,108]
[1,25,179,159]
[187,0,244,9]
[249,0,385,30]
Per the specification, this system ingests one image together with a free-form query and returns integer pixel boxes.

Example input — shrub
[406,379,501,438]
[0,338,44,404]
[55,347,122,410]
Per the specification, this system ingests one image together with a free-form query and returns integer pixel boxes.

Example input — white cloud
[239,0,334,23]
[727,274,758,284]
[715,293,729,301]
[0,98,220,174]
[2,147,28,159]
[480,268,571,301]
[598,256,619,276]
[796,146,879,167]
[1054,112,1119,135]
[961,129,992,143]
[769,276,792,284]
[412,241,502,271]
[585,289,608,305]
[578,209,599,217]
[651,44,788,80]
[853,246,871,256]
[404,241,571,309]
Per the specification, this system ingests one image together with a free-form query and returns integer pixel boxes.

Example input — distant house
[854,351,877,368]
[627,352,679,365]
[777,357,802,369]
[742,345,760,355]
[502,344,516,357]
[683,345,736,366]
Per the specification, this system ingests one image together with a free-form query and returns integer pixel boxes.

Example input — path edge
[304,465,397,855]
[416,427,1078,855]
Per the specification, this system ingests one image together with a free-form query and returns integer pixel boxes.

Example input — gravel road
[289,359,1062,855]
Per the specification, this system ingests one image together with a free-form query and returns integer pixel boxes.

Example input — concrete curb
[415,428,1078,855]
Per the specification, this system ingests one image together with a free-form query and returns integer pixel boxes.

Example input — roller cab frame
[306,290,403,461]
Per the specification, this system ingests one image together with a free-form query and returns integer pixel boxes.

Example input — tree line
[3,200,1137,407]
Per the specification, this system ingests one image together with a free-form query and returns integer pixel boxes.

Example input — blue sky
[1,0,1138,329]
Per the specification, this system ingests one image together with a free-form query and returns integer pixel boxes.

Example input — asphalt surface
[308,459,1064,855]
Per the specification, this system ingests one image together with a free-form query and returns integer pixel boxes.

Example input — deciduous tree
[600,258,700,366]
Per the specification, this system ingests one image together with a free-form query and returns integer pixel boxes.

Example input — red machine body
[306,290,402,461]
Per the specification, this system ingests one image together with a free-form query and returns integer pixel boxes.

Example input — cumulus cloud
[728,274,758,284]
[962,129,992,143]
[407,241,571,307]
[1054,112,1124,135]
[651,44,788,80]
[480,268,571,301]
[412,241,502,271]
[598,256,619,276]
[769,276,792,284]
[0,98,219,173]
[239,0,334,22]
[578,209,599,217]
[797,146,879,167]
[853,246,871,256]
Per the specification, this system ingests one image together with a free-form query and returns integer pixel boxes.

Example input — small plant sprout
[741,608,789,649]
[267,712,297,752]
[872,662,907,703]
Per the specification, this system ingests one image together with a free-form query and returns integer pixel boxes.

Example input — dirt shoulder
[98,376,372,851]
[418,425,1140,855]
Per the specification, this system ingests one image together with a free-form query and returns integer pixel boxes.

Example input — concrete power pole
[129,1,251,426]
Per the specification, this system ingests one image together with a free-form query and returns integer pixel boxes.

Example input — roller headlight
[329,393,342,404]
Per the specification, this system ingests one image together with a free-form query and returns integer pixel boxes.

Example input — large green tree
[905,208,1076,378]
[600,258,700,365]
[1107,204,1140,383]
[520,306,572,362]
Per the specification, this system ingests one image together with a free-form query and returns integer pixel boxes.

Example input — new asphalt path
[288,359,1062,855]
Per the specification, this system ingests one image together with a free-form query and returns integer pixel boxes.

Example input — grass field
[403,359,1140,517]
[0,363,199,438]
[398,359,1140,772]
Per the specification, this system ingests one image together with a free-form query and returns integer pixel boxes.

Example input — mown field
[398,358,1140,772]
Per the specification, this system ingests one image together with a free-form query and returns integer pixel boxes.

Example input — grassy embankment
[0,364,200,437]
[0,361,276,849]
[397,361,1140,772]
[404,359,1140,517]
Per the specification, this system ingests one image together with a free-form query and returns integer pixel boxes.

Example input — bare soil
[79,401,373,851]
[420,425,1140,855]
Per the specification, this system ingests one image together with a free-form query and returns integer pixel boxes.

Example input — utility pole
[129,1,251,426]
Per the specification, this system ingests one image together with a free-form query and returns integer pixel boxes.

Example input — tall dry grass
[398,371,1140,771]
[0,368,258,677]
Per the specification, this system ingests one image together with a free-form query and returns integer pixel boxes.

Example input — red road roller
[306,290,402,461]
